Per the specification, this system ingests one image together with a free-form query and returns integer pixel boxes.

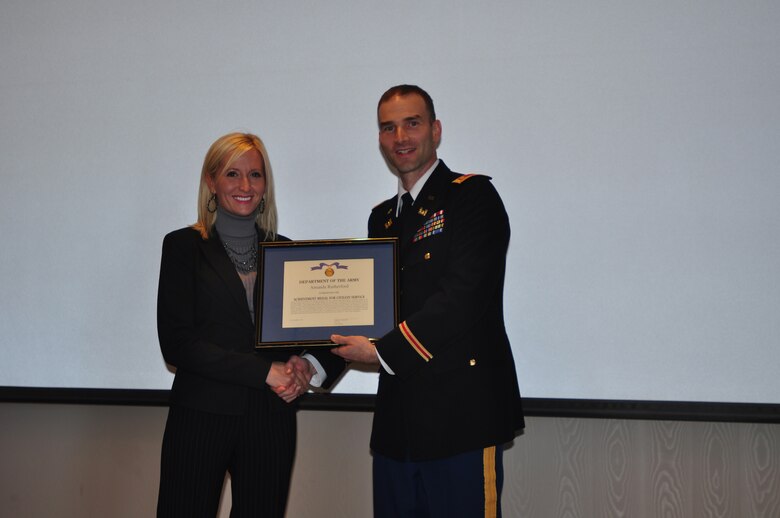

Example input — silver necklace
[222,241,257,274]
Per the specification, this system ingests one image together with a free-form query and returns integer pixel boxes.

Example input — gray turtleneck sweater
[215,207,258,322]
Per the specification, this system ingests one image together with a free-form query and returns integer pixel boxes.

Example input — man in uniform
[331,84,524,518]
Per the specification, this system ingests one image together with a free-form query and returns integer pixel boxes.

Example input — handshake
[265,355,316,403]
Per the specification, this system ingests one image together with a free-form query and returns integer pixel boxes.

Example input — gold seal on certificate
[255,239,398,348]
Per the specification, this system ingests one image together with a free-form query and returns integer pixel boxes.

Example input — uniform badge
[412,210,445,243]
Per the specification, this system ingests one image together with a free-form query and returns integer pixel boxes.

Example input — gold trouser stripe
[483,445,498,518]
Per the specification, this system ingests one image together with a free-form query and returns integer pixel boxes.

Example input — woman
[156,132,343,517]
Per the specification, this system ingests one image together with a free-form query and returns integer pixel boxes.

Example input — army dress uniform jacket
[368,161,524,461]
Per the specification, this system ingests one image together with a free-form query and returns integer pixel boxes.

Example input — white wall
[1,1,779,403]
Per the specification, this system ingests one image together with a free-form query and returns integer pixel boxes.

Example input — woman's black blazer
[157,227,344,415]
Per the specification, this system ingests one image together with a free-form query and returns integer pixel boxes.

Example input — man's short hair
[378,84,436,122]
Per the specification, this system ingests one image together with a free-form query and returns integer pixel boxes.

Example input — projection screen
[1,1,778,406]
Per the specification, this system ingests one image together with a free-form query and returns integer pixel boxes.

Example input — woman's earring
[207,193,218,213]
[258,197,266,214]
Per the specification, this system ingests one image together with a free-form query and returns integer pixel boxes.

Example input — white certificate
[281,258,375,328]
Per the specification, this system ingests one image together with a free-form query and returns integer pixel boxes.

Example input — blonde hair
[193,132,278,240]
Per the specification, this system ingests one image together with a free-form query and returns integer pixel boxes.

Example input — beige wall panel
[1,405,779,518]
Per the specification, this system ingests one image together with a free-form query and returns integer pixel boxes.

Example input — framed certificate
[255,238,398,348]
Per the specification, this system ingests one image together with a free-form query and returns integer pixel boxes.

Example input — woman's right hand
[266,361,301,403]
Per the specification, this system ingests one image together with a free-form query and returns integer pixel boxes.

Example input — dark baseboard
[2,386,779,423]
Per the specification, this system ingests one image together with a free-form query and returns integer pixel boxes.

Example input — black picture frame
[256,238,398,348]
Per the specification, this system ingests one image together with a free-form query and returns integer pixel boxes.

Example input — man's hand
[286,355,315,390]
[330,334,379,365]
[265,359,310,403]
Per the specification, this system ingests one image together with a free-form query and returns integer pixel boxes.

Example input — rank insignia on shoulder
[384,219,393,229]
[452,173,487,184]
[375,200,394,212]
